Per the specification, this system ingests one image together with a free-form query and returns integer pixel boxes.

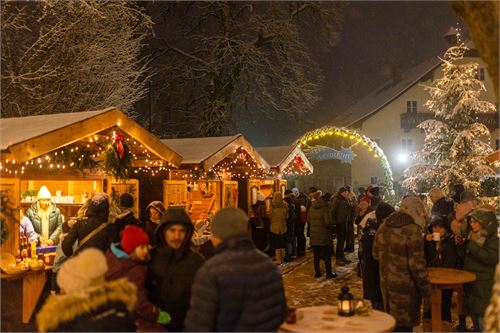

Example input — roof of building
[256,145,314,174]
[0,107,182,166]
[161,134,270,171]
[331,40,476,128]
[0,109,108,151]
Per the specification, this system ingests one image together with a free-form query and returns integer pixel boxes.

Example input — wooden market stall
[0,107,181,327]
[256,145,314,208]
[161,134,270,219]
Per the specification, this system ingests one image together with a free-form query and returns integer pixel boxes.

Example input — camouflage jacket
[373,212,431,327]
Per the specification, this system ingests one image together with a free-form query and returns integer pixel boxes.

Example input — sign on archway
[296,126,395,196]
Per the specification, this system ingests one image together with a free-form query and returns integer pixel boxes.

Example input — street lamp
[397,152,408,163]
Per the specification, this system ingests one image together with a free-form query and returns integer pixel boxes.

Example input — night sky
[241,1,467,147]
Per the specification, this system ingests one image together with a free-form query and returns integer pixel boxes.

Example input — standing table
[279,305,396,333]
[428,267,476,332]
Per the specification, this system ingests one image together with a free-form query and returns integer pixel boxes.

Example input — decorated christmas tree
[403,43,496,194]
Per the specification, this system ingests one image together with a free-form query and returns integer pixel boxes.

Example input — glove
[156,310,171,325]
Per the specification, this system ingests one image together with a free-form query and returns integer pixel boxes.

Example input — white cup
[432,232,441,241]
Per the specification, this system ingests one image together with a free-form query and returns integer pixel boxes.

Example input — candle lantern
[338,286,355,316]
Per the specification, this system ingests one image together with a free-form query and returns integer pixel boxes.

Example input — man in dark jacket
[185,208,287,332]
[428,187,455,222]
[105,225,170,332]
[147,207,205,332]
[111,192,144,243]
[331,187,356,265]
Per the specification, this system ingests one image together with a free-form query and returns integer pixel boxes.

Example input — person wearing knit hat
[185,208,287,332]
[462,209,499,331]
[428,187,454,222]
[256,191,266,202]
[62,192,113,257]
[360,201,395,311]
[37,248,136,332]
[105,225,170,331]
[147,207,205,332]
[110,192,144,244]
[23,185,63,246]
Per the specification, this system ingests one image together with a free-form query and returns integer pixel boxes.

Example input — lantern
[338,286,355,316]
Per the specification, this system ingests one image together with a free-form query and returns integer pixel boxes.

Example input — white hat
[291,188,300,197]
[57,248,108,293]
[257,191,266,202]
[37,186,52,201]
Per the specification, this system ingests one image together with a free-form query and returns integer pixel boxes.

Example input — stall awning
[161,134,270,171]
[487,150,500,163]
[256,145,314,175]
[0,107,182,167]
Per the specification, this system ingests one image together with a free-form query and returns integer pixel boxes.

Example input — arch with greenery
[296,126,395,196]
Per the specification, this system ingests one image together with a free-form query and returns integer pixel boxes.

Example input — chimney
[443,26,460,46]
[392,66,402,84]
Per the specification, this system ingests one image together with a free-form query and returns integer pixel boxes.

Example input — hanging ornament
[112,131,125,160]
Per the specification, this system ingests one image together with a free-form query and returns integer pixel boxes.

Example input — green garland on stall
[102,140,133,180]
[52,146,99,174]
[0,218,9,245]
[0,189,18,245]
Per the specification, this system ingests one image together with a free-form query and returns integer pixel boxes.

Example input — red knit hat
[121,225,150,254]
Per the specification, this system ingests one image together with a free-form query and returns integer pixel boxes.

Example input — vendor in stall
[23,185,64,245]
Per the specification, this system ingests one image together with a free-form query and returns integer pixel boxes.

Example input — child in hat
[105,225,170,332]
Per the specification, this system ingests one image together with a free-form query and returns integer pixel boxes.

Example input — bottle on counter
[31,242,38,259]
[20,236,28,260]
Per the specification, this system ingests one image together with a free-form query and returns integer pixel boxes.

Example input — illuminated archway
[296,126,395,196]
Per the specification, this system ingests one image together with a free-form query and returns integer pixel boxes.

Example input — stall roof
[256,145,314,173]
[161,134,270,171]
[487,150,500,163]
[0,107,182,166]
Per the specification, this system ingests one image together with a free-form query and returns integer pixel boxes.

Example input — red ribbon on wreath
[112,131,125,160]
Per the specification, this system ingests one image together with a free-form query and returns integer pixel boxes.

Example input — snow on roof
[255,146,296,168]
[0,109,110,151]
[330,57,442,128]
[331,41,476,128]
[161,135,242,165]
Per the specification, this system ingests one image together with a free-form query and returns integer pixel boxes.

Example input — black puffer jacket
[110,210,144,243]
[147,208,205,332]
[184,235,287,332]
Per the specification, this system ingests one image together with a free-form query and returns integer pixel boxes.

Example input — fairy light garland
[295,126,395,196]
[0,132,176,177]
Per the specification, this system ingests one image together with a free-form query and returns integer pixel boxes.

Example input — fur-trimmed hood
[37,278,137,333]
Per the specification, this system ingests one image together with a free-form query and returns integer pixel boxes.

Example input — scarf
[37,201,51,239]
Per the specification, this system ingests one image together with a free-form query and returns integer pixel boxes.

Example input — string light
[296,126,395,197]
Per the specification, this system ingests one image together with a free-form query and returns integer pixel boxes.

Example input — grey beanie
[211,208,249,240]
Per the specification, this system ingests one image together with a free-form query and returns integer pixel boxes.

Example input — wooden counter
[1,269,48,324]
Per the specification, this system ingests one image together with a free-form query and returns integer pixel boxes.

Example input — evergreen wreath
[102,131,133,180]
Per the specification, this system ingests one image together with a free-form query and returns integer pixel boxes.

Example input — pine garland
[102,140,133,180]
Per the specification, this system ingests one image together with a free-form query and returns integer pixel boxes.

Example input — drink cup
[432,232,441,241]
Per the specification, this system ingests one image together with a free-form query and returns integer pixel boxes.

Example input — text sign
[304,146,356,164]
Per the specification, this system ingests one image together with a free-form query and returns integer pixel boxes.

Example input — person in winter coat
[368,186,382,211]
[462,208,499,332]
[24,186,63,245]
[292,188,308,257]
[185,208,287,332]
[331,187,356,266]
[308,191,337,278]
[37,248,136,332]
[283,190,298,263]
[249,191,269,252]
[62,192,112,257]
[452,183,465,204]
[110,193,144,243]
[428,187,455,222]
[105,225,170,332]
[423,215,459,326]
[360,202,394,311]
[344,186,358,253]
[269,192,288,264]
[145,201,166,244]
[147,207,205,332]
[372,196,431,332]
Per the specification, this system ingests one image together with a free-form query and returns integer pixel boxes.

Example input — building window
[402,139,413,152]
[496,139,499,150]
[370,177,378,185]
[406,100,417,113]
[475,68,485,81]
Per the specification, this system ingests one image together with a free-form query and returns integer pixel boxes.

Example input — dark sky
[242,1,467,146]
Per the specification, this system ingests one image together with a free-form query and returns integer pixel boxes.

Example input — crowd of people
[18,183,499,332]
